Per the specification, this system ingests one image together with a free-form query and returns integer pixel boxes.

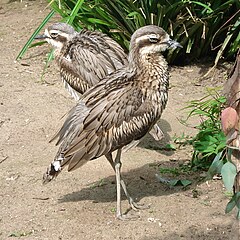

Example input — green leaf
[225,196,236,213]
[128,11,140,17]
[186,38,194,53]
[207,151,224,179]
[87,18,111,26]
[190,1,214,14]
[225,192,240,214]
[169,179,179,186]
[181,179,192,187]
[41,49,54,80]
[236,192,240,209]
[221,161,237,192]
[164,143,176,150]
[237,210,240,220]
[29,41,47,48]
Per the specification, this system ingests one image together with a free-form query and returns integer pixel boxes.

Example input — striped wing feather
[59,30,127,94]
[54,72,158,172]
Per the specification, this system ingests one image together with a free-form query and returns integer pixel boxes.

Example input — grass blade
[66,0,85,25]
[41,49,54,81]
[16,10,55,60]
[190,1,213,14]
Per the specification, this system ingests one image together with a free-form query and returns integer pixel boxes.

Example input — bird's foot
[129,198,150,211]
[116,212,139,221]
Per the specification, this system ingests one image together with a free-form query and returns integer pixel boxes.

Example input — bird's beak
[168,39,182,49]
[34,34,48,40]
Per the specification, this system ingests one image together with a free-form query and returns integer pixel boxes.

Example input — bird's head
[35,23,76,50]
[129,25,182,57]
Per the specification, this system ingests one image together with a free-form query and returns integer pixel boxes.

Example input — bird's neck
[128,48,168,71]
[54,48,62,61]
[128,49,168,81]
[128,49,169,108]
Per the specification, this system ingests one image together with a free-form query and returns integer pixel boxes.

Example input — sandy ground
[0,1,239,239]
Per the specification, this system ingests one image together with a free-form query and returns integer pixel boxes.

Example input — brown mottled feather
[58,29,128,95]
[53,62,168,172]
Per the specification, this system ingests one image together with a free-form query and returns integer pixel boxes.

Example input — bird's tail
[43,156,64,184]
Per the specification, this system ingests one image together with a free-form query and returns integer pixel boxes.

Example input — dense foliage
[184,90,227,170]
[18,0,239,64]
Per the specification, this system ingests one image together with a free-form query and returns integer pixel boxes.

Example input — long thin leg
[114,149,123,219]
[105,153,146,211]
[107,150,147,220]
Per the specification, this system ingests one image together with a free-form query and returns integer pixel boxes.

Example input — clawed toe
[132,202,150,211]
[116,212,140,221]
[129,198,150,211]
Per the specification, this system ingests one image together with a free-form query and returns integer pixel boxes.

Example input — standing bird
[43,25,182,220]
[35,23,164,141]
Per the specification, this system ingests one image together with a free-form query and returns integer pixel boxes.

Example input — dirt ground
[0,1,239,239]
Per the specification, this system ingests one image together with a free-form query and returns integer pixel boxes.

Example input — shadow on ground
[138,118,175,157]
[58,117,181,205]
[58,159,202,205]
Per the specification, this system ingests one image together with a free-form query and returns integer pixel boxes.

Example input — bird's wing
[59,30,128,94]
[53,71,157,172]
[100,33,128,70]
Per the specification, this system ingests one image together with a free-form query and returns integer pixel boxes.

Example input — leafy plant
[184,88,227,170]
[17,0,240,65]
[207,147,239,219]
[225,192,240,219]
[184,88,240,218]
[155,173,192,187]
[159,165,191,176]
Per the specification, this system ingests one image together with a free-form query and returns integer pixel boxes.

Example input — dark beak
[168,39,182,49]
[34,34,48,40]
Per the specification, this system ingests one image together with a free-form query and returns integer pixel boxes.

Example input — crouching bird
[35,22,127,101]
[43,25,182,220]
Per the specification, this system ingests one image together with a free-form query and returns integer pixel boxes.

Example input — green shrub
[184,89,239,219]
[184,90,227,169]
[18,0,240,65]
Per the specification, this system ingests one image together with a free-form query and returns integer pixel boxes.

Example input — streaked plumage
[36,22,165,141]
[43,25,182,219]
[36,23,127,100]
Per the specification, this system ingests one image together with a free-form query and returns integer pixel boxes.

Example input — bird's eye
[50,32,59,39]
[148,34,159,43]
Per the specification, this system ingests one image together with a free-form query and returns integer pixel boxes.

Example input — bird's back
[57,29,128,97]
